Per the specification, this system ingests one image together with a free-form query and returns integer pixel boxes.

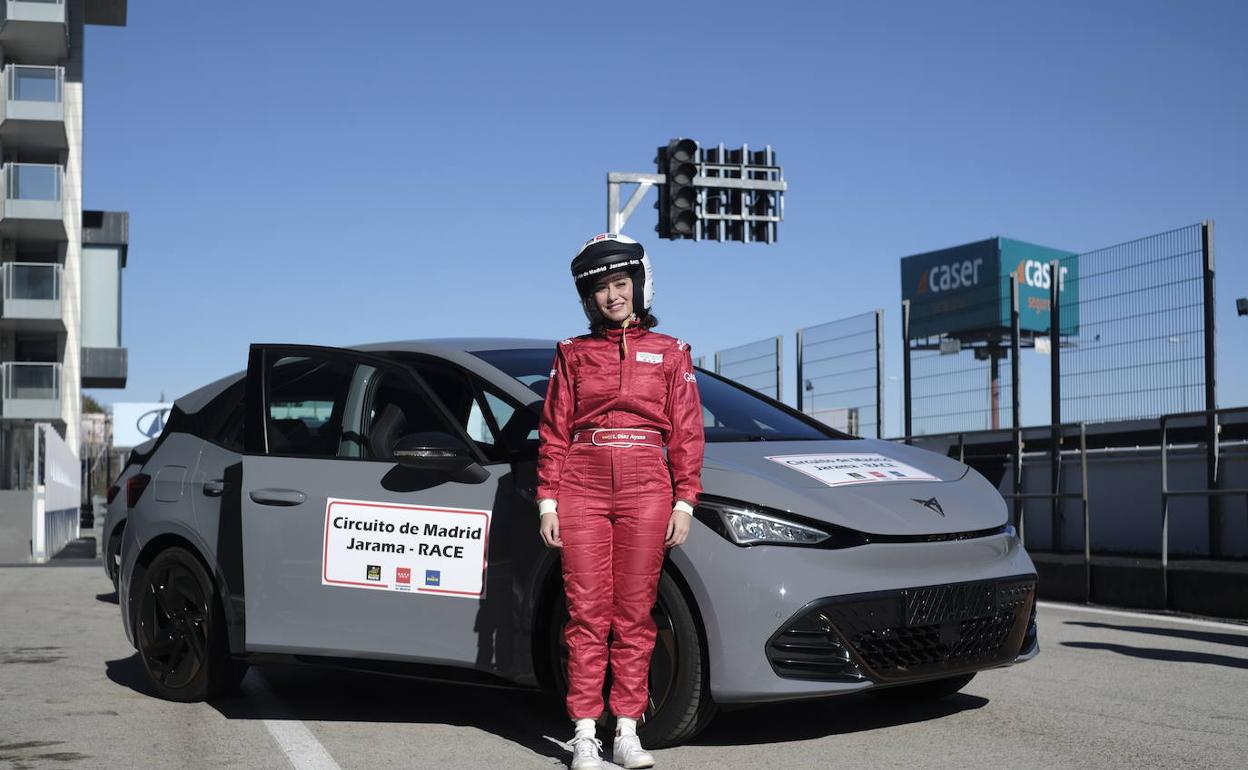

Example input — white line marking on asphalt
[243,674,343,770]
[1037,601,1248,633]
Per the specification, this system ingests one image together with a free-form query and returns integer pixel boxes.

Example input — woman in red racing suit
[537,233,704,770]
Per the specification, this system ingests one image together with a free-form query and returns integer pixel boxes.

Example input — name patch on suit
[636,351,663,364]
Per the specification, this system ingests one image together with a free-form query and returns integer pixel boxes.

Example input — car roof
[174,338,559,413]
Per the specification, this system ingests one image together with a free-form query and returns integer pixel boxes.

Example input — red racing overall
[537,323,704,719]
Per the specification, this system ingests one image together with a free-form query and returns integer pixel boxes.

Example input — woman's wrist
[538,498,558,516]
[673,500,694,516]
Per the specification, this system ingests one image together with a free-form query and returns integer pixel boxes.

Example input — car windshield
[472,348,850,443]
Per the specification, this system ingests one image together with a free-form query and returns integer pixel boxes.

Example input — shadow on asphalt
[693,692,989,746]
[104,653,990,754]
[95,591,118,605]
[1061,641,1248,670]
[1064,620,1248,649]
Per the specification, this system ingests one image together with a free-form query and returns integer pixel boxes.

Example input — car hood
[701,438,1006,536]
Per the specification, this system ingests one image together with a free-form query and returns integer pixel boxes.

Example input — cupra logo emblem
[912,497,945,517]
[137,408,171,439]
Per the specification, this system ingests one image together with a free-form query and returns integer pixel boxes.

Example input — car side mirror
[391,431,475,473]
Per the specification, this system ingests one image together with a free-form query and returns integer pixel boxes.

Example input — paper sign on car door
[322,498,491,598]
[765,453,939,487]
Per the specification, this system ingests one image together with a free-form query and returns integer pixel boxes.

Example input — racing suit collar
[604,315,644,354]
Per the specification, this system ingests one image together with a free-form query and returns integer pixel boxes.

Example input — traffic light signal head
[657,138,700,240]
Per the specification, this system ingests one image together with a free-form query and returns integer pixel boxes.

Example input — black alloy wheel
[549,570,715,747]
[135,546,246,702]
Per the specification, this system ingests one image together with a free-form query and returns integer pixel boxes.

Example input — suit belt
[571,428,663,448]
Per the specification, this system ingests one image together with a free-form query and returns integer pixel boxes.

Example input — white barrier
[30,422,80,563]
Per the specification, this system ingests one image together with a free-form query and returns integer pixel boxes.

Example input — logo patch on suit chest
[636,351,663,364]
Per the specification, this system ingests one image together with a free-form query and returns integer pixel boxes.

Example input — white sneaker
[569,734,603,769]
[613,733,655,769]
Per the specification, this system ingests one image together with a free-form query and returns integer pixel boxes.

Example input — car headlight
[694,497,869,548]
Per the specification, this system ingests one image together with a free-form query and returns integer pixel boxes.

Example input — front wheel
[134,546,246,701]
[549,570,716,748]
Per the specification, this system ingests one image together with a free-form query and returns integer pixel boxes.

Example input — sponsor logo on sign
[396,567,411,585]
[1015,259,1069,292]
[425,570,441,586]
[848,472,866,479]
[889,470,907,477]
[637,351,663,364]
[916,257,985,295]
[870,471,887,478]
[366,565,381,581]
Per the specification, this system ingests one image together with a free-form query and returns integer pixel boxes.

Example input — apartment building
[0,0,127,489]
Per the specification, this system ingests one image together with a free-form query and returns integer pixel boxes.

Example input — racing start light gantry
[650,138,786,242]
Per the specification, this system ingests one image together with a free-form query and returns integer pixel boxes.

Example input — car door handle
[249,488,306,506]
[203,479,225,497]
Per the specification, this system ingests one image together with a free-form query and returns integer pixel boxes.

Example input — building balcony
[81,346,126,388]
[0,163,65,241]
[1,262,61,329]
[0,1,68,63]
[0,65,66,150]
[1,361,61,420]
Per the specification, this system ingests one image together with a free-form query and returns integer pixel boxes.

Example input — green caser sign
[900,237,1078,340]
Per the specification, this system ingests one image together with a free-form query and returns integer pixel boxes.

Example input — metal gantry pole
[902,300,912,444]
[1201,220,1219,557]
[1010,276,1023,536]
[875,309,885,439]
[1050,259,1062,552]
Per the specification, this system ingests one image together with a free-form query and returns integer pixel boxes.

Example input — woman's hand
[539,512,562,548]
[665,508,691,547]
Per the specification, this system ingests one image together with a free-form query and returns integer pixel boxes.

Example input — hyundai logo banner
[111,402,175,449]
[900,237,1079,340]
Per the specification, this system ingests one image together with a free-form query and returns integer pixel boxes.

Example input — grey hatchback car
[118,339,1038,746]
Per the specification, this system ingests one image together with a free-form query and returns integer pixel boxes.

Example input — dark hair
[585,302,659,338]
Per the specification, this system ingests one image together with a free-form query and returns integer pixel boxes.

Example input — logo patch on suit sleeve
[636,351,663,364]
[683,372,697,382]
[560,338,573,346]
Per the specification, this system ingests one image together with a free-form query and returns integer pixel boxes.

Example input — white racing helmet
[570,233,654,321]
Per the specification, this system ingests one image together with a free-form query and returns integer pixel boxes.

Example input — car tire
[872,672,976,702]
[548,570,716,748]
[134,546,247,702]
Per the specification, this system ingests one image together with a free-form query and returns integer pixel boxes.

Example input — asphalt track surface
[2,558,1246,769]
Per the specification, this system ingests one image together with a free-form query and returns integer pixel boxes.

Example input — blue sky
[82,0,1246,435]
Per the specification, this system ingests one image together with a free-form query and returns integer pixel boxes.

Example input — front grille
[767,576,1035,683]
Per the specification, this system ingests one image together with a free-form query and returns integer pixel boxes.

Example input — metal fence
[796,310,883,437]
[713,336,782,401]
[1060,223,1209,422]
[902,222,1213,438]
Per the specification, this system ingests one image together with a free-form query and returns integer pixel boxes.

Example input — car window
[472,347,851,443]
[401,362,525,463]
[266,356,354,457]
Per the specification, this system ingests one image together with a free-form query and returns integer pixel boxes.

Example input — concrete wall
[0,488,34,563]
[1009,443,1248,558]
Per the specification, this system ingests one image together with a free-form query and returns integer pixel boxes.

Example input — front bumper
[670,525,1038,704]
[766,575,1036,684]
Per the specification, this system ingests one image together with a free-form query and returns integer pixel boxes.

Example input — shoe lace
[571,735,602,758]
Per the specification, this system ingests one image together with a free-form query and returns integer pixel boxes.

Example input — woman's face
[592,270,634,324]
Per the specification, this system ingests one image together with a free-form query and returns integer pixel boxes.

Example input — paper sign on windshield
[322,498,490,598]
[766,453,939,487]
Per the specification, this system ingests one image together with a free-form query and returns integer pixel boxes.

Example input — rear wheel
[872,672,976,702]
[548,570,716,748]
[134,546,246,701]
